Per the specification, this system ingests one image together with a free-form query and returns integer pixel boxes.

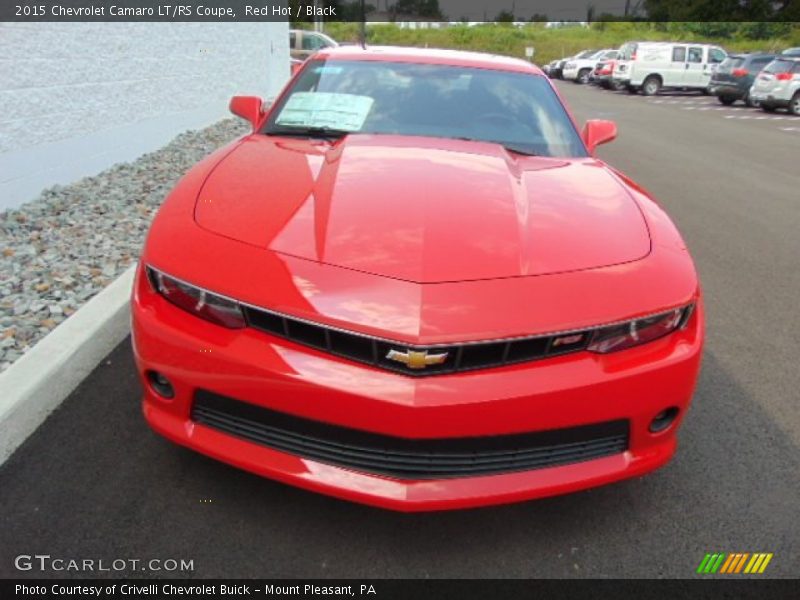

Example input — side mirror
[582,119,617,155]
[229,96,264,131]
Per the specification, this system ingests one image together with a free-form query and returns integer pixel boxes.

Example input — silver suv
[749,56,800,115]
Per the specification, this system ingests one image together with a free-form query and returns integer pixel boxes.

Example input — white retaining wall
[0,22,290,210]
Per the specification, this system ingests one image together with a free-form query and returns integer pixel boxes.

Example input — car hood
[194,134,650,284]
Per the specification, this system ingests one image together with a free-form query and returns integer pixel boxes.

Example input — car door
[683,46,706,87]
[667,45,687,86]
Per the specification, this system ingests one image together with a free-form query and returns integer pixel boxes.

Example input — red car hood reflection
[194,134,651,283]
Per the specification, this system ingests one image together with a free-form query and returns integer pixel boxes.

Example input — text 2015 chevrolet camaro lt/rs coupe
[132,46,703,511]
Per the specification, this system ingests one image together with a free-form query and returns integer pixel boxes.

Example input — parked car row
[544,44,800,116]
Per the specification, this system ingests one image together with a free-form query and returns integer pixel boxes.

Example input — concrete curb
[0,264,137,466]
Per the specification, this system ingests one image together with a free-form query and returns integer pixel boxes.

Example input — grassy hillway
[320,22,800,65]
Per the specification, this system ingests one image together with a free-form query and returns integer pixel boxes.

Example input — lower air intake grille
[191,391,629,480]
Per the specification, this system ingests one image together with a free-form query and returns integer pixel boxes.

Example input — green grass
[318,22,800,66]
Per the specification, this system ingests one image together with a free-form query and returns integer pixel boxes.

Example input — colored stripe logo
[697,552,773,574]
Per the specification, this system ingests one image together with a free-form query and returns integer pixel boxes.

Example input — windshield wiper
[266,125,351,139]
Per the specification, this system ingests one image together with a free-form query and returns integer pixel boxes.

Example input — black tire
[718,96,736,106]
[611,80,626,92]
[744,92,760,108]
[761,103,776,113]
[790,92,800,116]
[642,76,661,96]
[627,85,638,94]
[576,69,592,84]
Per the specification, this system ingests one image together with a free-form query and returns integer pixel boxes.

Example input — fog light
[147,371,174,399]
[649,407,679,433]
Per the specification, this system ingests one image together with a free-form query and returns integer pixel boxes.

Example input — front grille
[243,305,593,376]
[191,390,629,480]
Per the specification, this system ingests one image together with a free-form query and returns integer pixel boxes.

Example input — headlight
[146,266,246,329]
[587,305,694,354]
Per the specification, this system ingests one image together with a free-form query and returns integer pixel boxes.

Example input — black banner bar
[2,579,798,600]
[3,0,800,22]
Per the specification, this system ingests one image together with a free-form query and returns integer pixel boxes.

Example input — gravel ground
[0,118,248,371]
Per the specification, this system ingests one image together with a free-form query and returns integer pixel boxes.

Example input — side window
[751,58,771,71]
[688,47,703,63]
[302,34,325,51]
[793,63,800,74]
[708,48,726,64]
[672,47,686,62]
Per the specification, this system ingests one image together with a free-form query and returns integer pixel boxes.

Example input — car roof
[635,41,720,47]
[730,53,776,59]
[314,45,542,75]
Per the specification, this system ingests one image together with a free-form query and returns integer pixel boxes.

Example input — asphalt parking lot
[1,81,798,579]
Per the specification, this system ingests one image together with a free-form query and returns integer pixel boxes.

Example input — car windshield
[264,59,587,158]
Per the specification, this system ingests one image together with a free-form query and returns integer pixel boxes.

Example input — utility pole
[359,0,366,49]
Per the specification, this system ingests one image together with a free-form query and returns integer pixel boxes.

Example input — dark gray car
[710,53,776,106]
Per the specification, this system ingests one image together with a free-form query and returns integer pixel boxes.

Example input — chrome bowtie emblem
[386,349,449,370]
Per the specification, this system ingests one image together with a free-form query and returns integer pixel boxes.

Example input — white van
[612,42,727,95]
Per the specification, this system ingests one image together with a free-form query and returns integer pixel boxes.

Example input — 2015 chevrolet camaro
[132,46,703,511]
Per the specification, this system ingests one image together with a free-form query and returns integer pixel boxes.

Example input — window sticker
[275,92,374,131]
[313,66,344,75]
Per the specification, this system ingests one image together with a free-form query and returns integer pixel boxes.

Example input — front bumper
[133,270,704,511]
[562,67,579,80]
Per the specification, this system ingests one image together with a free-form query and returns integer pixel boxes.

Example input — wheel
[790,92,800,116]
[642,76,661,96]
[577,69,592,84]
[627,85,638,94]
[611,80,626,92]
[761,103,776,113]
[718,96,735,106]
[701,87,711,95]
[744,92,760,108]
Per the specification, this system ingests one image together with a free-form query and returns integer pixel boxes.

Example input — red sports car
[132,46,703,511]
